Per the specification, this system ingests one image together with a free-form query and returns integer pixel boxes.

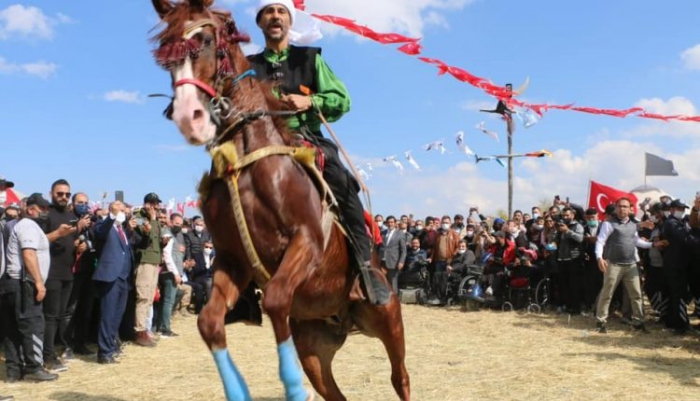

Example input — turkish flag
[588,180,638,220]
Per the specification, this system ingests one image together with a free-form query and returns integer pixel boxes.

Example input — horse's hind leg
[290,319,348,401]
[198,266,252,401]
[353,295,410,400]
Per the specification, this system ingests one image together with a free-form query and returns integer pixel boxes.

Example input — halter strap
[174,78,218,98]
[183,18,219,38]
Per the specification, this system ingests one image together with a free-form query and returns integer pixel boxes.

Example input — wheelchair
[461,261,541,313]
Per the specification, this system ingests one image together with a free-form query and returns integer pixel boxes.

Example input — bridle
[154,14,296,148]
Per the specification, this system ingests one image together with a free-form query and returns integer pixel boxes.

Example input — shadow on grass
[49,392,128,401]
[564,351,700,387]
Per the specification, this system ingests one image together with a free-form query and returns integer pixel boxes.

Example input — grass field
[3,304,700,400]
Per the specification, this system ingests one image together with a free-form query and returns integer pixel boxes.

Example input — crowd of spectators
[375,194,700,335]
[2,176,700,401]
[0,178,214,398]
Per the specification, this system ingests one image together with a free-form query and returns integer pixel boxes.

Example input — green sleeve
[310,53,351,123]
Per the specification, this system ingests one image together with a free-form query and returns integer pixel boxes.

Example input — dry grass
[4,305,700,401]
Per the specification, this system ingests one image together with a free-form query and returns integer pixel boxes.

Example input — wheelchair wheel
[502,302,514,312]
[534,278,549,308]
[458,275,479,298]
[527,303,542,314]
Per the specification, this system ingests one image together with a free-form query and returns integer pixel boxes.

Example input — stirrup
[358,262,391,306]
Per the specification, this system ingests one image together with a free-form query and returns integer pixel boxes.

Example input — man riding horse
[249,0,388,304]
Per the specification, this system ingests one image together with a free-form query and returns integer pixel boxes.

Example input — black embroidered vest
[247,46,320,96]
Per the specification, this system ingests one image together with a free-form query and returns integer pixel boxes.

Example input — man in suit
[381,216,406,293]
[92,201,136,364]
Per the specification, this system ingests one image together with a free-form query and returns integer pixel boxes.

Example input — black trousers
[645,265,669,320]
[189,276,209,314]
[560,259,585,313]
[43,278,73,361]
[66,271,95,348]
[584,260,603,311]
[665,267,690,331]
[316,138,370,264]
[0,277,45,377]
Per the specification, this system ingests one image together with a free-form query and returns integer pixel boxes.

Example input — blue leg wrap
[277,337,308,401]
[212,348,252,401]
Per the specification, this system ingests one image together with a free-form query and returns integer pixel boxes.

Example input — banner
[588,180,638,220]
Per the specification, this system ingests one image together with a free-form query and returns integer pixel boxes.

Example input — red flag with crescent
[588,180,638,220]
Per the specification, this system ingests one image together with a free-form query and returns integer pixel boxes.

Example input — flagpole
[586,178,591,209]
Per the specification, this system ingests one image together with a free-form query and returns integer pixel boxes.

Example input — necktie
[116,225,127,245]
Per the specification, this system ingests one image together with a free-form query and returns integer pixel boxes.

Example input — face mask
[74,203,90,217]
[442,223,450,231]
[586,220,598,228]
[203,248,213,256]
[674,211,685,219]
[195,226,204,233]
[458,249,466,254]
[415,226,423,231]
[533,224,543,231]
[170,226,181,235]
[649,216,658,224]
[115,212,126,224]
[509,228,519,235]
[563,218,572,225]
[181,228,189,234]
[32,212,49,225]
[663,211,671,218]
[466,230,474,237]
[532,213,539,220]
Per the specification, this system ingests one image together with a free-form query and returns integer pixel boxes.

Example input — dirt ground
[3,304,700,401]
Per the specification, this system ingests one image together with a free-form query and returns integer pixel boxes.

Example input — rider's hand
[280,94,312,112]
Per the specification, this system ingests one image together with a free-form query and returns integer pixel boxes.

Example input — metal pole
[507,117,514,218]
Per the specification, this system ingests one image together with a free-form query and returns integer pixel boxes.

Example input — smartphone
[115,190,124,202]
[69,219,79,227]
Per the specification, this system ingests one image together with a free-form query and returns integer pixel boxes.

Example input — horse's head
[151,0,250,145]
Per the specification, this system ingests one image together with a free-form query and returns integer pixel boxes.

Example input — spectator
[93,201,136,363]
[168,214,193,317]
[555,207,585,315]
[582,208,602,313]
[133,193,163,347]
[381,216,407,293]
[429,216,460,304]
[184,216,212,264]
[595,197,651,334]
[65,193,98,356]
[1,193,58,382]
[43,179,90,372]
[645,203,669,324]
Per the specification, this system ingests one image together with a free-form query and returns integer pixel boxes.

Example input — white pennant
[476,121,500,142]
[383,156,404,174]
[404,151,421,171]
[455,131,475,156]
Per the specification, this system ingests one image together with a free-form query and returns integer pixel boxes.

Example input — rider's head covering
[255,0,296,24]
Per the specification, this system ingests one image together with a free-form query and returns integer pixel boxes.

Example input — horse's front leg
[263,229,320,401]
[198,265,252,401]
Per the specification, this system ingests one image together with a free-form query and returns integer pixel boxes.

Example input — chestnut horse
[150,1,409,400]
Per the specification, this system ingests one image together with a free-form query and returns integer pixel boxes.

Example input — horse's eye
[203,35,214,47]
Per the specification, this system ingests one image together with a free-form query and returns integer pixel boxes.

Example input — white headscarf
[255,0,296,24]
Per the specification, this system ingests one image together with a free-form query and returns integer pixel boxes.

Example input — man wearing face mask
[184,216,211,266]
[92,201,135,363]
[42,180,91,373]
[65,193,98,356]
[644,203,670,325]
[555,207,585,315]
[429,216,460,305]
[582,208,603,313]
[661,199,700,334]
[1,193,58,382]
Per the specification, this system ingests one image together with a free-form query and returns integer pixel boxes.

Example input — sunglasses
[56,192,72,198]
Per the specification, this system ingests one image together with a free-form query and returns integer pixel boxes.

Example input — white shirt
[595,219,651,261]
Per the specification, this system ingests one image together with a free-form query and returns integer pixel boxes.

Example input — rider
[248,0,387,304]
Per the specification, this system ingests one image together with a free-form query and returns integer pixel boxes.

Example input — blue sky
[2,0,700,218]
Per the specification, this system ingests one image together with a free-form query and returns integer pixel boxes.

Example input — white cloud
[155,144,191,153]
[103,90,144,104]
[0,57,57,78]
[681,44,700,71]
[626,97,700,138]
[0,4,72,40]
[635,96,697,116]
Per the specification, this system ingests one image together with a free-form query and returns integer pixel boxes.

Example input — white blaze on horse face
[171,27,216,146]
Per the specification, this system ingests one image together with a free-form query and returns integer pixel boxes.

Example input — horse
[149,1,410,400]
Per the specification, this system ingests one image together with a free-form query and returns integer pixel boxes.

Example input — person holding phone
[42,180,91,372]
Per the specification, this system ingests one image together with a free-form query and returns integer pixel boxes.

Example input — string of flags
[291,1,700,123]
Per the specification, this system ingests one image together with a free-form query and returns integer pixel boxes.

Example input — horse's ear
[152,0,174,19]
[189,0,214,11]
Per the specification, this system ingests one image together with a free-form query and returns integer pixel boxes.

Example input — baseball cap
[0,175,14,188]
[6,202,19,210]
[26,193,50,208]
[493,217,505,225]
[143,193,162,204]
[670,199,689,209]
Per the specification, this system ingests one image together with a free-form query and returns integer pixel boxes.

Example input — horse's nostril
[193,109,204,121]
